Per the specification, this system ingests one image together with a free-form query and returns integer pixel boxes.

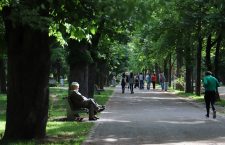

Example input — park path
[83,86,225,145]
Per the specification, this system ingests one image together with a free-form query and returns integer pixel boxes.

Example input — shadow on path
[83,86,225,145]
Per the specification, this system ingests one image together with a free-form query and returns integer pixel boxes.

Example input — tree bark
[88,63,96,98]
[176,46,183,78]
[205,34,212,71]
[185,41,193,93]
[3,6,50,140]
[0,56,7,93]
[195,13,202,96]
[69,64,89,97]
[195,35,202,96]
[214,33,222,79]
[67,40,89,119]
[98,60,106,89]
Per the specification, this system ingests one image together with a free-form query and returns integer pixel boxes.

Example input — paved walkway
[83,86,225,145]
[218,86,225,100]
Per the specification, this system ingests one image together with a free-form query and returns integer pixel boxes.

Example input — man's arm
[203,77,208,88]
[216,78,220,88]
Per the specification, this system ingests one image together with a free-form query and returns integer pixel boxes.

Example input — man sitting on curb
[68,82,105,121]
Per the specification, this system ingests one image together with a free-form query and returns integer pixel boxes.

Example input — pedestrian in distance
[134,75,139,88]
[151,73,157,89]
[129,72,134,94]
[139,72,144,89]
[203,71,220,119]
[146,73,151,90]
[159,72,165,91]
[121,72,126,93]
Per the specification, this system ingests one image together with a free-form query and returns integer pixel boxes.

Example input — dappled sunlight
[121,95,179,100]
[156,117,220,125]
[102,137,131,142]
[149,96,180,100]
[141,136,225,145]
[97,118,131,123]
[101,111,113,114]
[156,120,208,125]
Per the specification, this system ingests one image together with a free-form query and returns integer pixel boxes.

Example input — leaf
[90,27,97,35]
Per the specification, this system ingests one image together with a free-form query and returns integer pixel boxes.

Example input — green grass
[215,99,225,107]
[174,90,225,107]
[0,87,113,144]
[175,91,204,102]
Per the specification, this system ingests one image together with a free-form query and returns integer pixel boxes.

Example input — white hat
[71,82,79,87]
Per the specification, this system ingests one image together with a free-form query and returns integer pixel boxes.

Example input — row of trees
[1,0,225,142]
[0,0,141,141]
[129,0,225,96]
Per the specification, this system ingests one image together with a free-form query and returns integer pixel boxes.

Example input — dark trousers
[83,99,99,118]
[130,83,134,93]
[121,84,125,93]
[204,91,216,115]
[152,81,156,89]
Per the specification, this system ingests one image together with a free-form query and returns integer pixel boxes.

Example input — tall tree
[2,1,50,140]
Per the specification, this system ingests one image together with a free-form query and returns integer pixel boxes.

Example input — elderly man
[68,82,105,121]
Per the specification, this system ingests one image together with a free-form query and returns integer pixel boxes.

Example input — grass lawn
[0,87,114,144]
[173,90,225,107]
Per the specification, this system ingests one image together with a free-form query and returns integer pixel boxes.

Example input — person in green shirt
[203,71,220,118]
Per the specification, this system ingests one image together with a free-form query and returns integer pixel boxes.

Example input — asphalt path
[83,86,225,145]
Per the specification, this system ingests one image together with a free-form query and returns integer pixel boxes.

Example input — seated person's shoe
[213,111,216,119]
[89,117,98,121]
[75,117,83,122]
[94,115,99,119]
[98,107,105,112]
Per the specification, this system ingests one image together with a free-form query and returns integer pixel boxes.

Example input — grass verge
[0,87,114,144]
[173,90,225,107]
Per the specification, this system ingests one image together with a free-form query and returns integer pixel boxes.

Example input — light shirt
[75,90,88,100]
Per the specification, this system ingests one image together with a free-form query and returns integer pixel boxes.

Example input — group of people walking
[120,70,220,119]
[121,72,167,94]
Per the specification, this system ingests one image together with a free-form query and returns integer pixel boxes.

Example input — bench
[63,97,89,121]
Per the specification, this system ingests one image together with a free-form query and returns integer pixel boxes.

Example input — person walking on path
[146,73,151,90]
[159,72,165,91]
[151,73,157,89]
[139,72,144,89]
[134,75,139,88]
[121,72,126,93]
[129,72,134,94]
[203,71,220,118]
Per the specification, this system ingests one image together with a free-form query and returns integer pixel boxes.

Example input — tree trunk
[168,53,172,86]
[185,43,193,93]
[0,56,7,93]
[176,46,183,78]
[98,61,106,89]
[163,59,168,81]
[3,6,50,140]
[214,33,222,79]
[205,34,212,71]
[195,35,202,96]
[67,40,90,119]
[88,63,97,98]
[195,14,202,96]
